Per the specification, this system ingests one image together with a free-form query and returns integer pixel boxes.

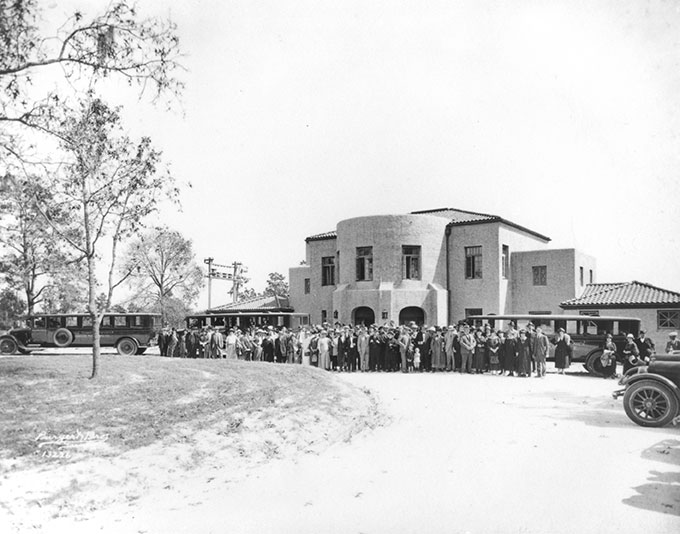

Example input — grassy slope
[0,355,377,467]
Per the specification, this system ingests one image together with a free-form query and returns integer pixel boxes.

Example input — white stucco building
[289,208,596,326]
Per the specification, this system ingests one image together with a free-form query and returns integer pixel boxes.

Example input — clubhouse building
[288,208,596,327]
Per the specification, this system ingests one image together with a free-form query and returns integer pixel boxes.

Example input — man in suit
[635,330,655,363]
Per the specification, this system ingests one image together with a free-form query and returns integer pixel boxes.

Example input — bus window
[47,317,62,329]
[617,320,639,336]
[65,316,78,327]
[554,320,566,333]
[114,316,127,327]
[82,316,93,327]
[33,317,46,328]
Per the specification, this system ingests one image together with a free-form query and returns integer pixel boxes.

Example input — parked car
[612,354,680,427]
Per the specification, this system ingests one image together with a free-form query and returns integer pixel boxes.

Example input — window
[502,245,509,279]
[321,310,327,322]
[528,311,552,327]
[658,310,680,329]
[65,316,78,327]
[580,266,584,286]
[321,256,335,286]
[304,278,310,294]
[382,311,389,320]
[589,269,593,284]
[402,246,421,280]
[465,308,483,327]
[356,247,373,281]
[465,246,482,279]
[532,266,547,286]
[113,316,127,327]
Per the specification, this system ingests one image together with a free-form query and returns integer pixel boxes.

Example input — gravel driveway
[26,368,680,534]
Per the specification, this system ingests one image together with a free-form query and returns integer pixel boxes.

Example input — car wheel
[116,338,138,356]
[0,337,18,355]
[585,350,606,377]
[623,379,679,427]
[53,328,74,348]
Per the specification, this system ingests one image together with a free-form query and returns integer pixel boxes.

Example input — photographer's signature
[34,430,109,459]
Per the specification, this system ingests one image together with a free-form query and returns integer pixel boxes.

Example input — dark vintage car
[612,354,680,427]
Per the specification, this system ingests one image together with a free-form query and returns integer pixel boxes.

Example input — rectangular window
[580,266,584,286]
[356,246,373,281]
[402,246,421,280]
[321,310,327,322]
[528,311,552,327]
[114,316,127,327]
[321,256,335,286]
[304,278,310,294]
[589,269,593,284]
[658,310,680,329]
[65,316,78,327]
[532,266,547,286]
[465,246,482,279]
[465,308,483,327]
[501,245,509,279]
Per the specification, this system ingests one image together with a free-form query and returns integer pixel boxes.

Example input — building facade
[289,208,596,326]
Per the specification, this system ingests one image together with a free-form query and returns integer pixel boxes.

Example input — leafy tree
[263,272,289,298]
[33,97,176,378]
[0,0,182,163]
[120,226,203,322]
[40,276,89,314]
[0,287,26,329]
[0,174,78,314]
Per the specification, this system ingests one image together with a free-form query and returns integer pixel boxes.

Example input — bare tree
[121,226,203,322]
[34,97,176,378]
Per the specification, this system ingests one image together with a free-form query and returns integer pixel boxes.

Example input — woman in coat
[553,328,572,374]
[503,330,518,376]
[431,329,446,371]
[473,330,486,373]
[486,330,501,374]
[516,330,533,377]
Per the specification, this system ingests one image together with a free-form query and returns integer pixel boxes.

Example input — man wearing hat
[622,333,642,373]
[635,330,655,363]
[666,332,680,354]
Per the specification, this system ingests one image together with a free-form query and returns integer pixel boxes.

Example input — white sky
[44,0,680,308]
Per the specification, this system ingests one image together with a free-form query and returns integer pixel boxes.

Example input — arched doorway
[353,306,375,326]
[399,306,425,326]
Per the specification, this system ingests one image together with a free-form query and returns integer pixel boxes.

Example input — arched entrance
[353,306,375,326]
[399,306,425,326]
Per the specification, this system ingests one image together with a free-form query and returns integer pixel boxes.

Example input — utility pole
[203,258,246,309]
[203,257,214,309]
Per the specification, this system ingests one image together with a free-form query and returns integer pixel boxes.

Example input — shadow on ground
[623,440,680,516]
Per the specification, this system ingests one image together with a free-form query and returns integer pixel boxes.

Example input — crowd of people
[154,320,610,378]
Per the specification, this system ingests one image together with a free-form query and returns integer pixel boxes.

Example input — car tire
[0,337,18,355]
[585,350,605,377]
[116,337,138,356]
[623,379,679,427]
[53,328,74,348]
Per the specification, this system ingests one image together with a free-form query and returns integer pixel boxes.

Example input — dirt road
[25,370,680,533]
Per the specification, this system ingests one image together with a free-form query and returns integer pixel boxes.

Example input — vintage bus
[0,313,161,356]
[466,314,642,376]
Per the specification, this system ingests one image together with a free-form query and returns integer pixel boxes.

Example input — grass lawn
[0,354,377,468]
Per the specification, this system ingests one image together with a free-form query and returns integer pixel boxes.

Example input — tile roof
[561,281,680,308]
[304,207,550,242]
[305,231,337,242]
[208,294,292,312]
[410,207,499,223]
[411,207,550,242]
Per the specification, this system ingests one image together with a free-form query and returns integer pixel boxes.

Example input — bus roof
[467,314,641,322]
[28,312,161,317]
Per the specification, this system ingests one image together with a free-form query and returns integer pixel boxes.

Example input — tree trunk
[91,312,101,379]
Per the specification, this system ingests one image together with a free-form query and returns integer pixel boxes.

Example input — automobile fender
[0,333,32,352]
[625,373,680,403]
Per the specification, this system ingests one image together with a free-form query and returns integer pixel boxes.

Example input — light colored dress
[318,337,331,370]
[224,333,239,359]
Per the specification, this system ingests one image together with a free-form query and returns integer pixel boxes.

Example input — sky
[40,0,680,309]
